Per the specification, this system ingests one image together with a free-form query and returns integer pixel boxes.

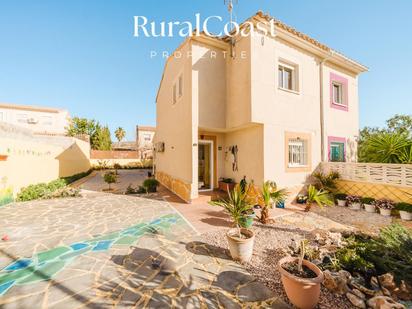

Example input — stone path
[0,194,288,308]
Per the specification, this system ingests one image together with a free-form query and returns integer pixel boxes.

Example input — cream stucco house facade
[154,12,368,202]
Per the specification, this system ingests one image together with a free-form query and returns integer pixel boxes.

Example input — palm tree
[115,127,126,142]
[260,181,288,224]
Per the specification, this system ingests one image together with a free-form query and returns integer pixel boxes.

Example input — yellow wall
[336,180,412,203]
[0,136,90,196]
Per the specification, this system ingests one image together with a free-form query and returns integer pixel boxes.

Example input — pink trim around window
[330,73,348,111]
[328,136,346,162]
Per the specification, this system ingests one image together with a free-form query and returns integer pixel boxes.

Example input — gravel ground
[201,222,355,309]
[310,205,392,235]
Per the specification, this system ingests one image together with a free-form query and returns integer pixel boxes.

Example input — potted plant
[305,185,334,212]
[296,194,308,204]
[375,199,395,217]
[395,202,412,221]
[346,195,362,210]
[209,184,255,262]
[278,240,324,309]
[362,197,376,213]
[239,209,256,228]
[218,178,236,192]
[334,193,347,207]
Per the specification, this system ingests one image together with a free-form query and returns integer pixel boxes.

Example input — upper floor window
[332,82,343,105]
[288,138,308,167]
[172,73,183,104]
[278,60,299,92]
[143,133,151,141]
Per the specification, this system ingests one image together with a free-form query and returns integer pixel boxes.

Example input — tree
[94,125,112,151]
[387,114,412,136]
[66,117,112,151]
[103,171,117,190]
[115,127,126,142]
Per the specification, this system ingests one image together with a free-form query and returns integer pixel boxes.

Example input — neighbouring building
[154,12,368,202]
[0,103,70,135]
[136,125,155,159]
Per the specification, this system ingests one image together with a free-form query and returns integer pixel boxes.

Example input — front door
[198,140,213,191]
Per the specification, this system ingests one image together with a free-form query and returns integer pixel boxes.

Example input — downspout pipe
[319,52,333,162]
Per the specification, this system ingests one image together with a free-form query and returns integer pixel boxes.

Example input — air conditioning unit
[155,142,165,153]
[27,117,38,124]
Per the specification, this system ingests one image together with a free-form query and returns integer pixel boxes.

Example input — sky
[0,0,411,140]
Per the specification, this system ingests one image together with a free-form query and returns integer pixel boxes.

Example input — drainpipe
[319,52,333,162]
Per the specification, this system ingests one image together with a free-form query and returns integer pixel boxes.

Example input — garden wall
[0,123,91,202]
[323,162,412,203]
[89,150,142,167]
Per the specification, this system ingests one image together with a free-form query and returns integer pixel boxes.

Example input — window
[17,114,28,123]
[330,142,345,162]
[172,73,183,104]
[143,133,151,141]
[278,61,298,92]
[332,82,343,105]
[41,116,53,125]
[288,138,308,167]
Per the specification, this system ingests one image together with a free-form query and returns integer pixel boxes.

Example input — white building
[0,103,70,135]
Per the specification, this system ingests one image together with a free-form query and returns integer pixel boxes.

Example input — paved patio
[0,193,288,308]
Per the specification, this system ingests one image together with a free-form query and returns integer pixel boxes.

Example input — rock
[352,289,366,300]
[397,280,412,301]
[326,232,343,247]
[346,292,366,308]
[371,276,380,290]
[382,287,392,297]
[378,273,396,292]
[366,296,405,309]
[349,279,377,296]
[323,270,350,295]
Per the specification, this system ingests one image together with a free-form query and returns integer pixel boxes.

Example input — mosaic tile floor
[0,194,288,308]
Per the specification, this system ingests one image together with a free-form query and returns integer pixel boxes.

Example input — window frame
[288,138,308,168]
[332,81,344,106]
[172,73,183,104]
[285,132,312,173]
[278,60,299,93]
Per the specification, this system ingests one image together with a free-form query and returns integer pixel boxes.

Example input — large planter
[218,181,236,192]
[364,204,376,213]
[399,211,412,221]
[379,208,392,217]
[336,199,346,207]
[239,213,256,228]
[349,202,361,211]
[226,228,255,263]
[278,257,324,309]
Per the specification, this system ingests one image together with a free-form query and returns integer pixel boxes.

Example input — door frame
[198,139,214,192]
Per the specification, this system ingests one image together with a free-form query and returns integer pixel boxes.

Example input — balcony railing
[321,162,412,188]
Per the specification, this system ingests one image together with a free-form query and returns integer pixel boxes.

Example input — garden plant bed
[201,221,354,309]
[281,261,317,279]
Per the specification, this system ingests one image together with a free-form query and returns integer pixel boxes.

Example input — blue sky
[0,1,411,140]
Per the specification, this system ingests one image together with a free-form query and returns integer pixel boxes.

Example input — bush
[103,171,117,190]
[143,178,159,193]
[346,195,362,204]
[312,171,340,192]
[61,170,92,185]
[361,197,375,205]
[396,202,412,213]
[335,193,347,201]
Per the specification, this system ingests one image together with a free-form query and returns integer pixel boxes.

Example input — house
[0,103,70,135]
[136,125,156,159]
[154,12,368,203]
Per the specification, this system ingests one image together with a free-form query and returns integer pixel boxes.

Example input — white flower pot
[399,211,412,221]
[226,228,255,262]
[379,208,392,217]
[350,202,361,210]
[364,204,376,213]
[337,199,346,207]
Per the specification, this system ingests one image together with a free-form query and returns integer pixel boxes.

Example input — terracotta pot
[218,181,236,192]
[364,204,376,213]
[226,228,254,262]
[337,199,346,207]
[349,202,361,210]
[399,211,412,221]
[379,208,392,217]
[278,257,324,309]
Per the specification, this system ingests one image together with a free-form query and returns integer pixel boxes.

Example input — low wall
[90,158,143,167]
[156,171,192,203]
[0,123,91,200]
[90,150,141,168]
[336,180,412,203]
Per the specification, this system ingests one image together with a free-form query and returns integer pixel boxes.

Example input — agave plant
[305,185,334,211]
[209,184,254,238]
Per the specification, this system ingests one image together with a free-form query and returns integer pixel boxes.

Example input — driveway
[0,193,287,308]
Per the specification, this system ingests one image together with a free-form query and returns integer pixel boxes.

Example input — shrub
[103,171,117,190]
[17,183,50,201]
[125,184,137,194]
[312,171,340,192]
[62,170,92,185]
[346,195,362,204]
[335,193,347,201]
[374,199,395,210]
[143,178,159,193]
[361,197,375,205]
[113,163,121,174]
[305,185,334,211]
[395,202,412,213]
